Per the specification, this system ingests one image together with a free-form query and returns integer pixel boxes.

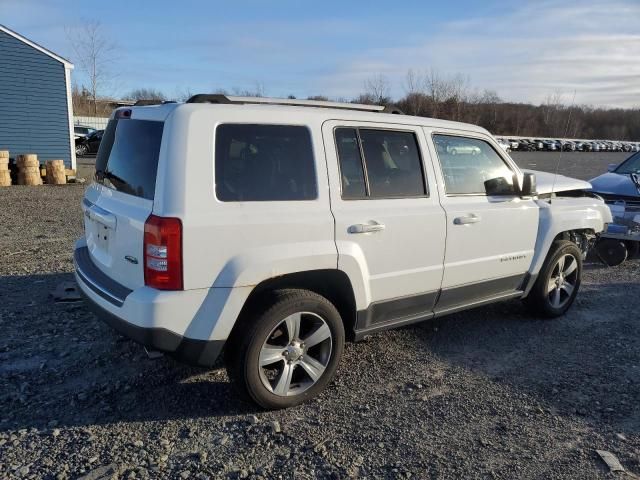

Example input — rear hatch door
[83,116,164,290]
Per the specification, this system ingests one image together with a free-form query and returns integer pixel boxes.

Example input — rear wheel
[524,240,582,317]
[225,289,345,409]
[76,144,88,156]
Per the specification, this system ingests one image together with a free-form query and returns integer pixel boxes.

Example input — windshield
[95,119,164,200]
[615,152,640,174]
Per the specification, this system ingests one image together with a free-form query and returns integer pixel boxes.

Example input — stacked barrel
[0,150,10,186]
[16,154,42,185]
[45,160,67,185]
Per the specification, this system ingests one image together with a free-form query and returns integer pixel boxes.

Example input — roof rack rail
[185,94,403,114]
[133,100,177,106]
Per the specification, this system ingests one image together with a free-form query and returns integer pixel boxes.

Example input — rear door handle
[348,222,386,234]
[453,214,481,225]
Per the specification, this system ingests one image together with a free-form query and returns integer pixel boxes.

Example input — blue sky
[3,0,640,107]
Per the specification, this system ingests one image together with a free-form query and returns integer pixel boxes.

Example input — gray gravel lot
[510,152,630,181]
[1,165,639,479]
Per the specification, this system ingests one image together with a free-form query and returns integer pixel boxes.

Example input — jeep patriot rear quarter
[74,95,611,409]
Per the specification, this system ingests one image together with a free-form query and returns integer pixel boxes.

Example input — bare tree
[403,69,427,115]
[232,82,266,97]
[126,87,166,102]
[68,21,117,115]
[363,74,391,105]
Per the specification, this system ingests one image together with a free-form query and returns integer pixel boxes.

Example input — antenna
[549,90,577,202]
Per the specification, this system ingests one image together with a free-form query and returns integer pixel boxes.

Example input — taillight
[144,215,183,290]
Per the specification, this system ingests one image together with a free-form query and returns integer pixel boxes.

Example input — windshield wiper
[95,169,126,185]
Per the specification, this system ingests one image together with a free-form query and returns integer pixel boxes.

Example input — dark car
[76,129,104,156]
[517,139,536,151]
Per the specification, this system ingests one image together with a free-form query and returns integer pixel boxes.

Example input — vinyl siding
[0,30,72,167]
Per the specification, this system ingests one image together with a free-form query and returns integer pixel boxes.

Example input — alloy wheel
[258,311,332,397]
[546,253,579,308]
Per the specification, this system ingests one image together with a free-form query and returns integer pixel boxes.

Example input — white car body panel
[155,107,337,291]
[523,169,592,195]
[525,197,612,293]
[426,128,538,288]
[322,120,446,309]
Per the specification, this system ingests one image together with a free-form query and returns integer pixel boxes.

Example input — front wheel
[524,240,582,317]
[225,289,345,409]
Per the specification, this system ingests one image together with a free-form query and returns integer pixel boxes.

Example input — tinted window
[215,124,317,202]
[334,128,426,199]
[433,135,515,195]
[360,129,426,198]
[335,128,366,198]
[95,120,164,200]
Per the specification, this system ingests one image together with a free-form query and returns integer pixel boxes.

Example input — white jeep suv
[74,95,611,409]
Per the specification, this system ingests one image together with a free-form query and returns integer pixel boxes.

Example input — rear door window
[96,119,164,200]
[334,127,427,199]
[215,124,317,201]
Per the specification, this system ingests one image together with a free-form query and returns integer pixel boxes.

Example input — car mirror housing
[607,163,617,172]
[520,172,537,197]
[484,176,516,196]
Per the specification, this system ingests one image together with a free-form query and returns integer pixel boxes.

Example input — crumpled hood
[588,172,640,197]
[522,169,591,194]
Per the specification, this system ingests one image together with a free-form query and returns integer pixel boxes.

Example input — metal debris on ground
[51,281,82,303]
[144,348,164,360]
[596,450,625,473]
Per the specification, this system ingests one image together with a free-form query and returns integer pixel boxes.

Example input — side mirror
[607,163,617,172]
[484,176,516,196]
[520,172,537,197]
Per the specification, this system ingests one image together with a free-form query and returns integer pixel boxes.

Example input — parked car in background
[542,140,558,151]
[75,129,104,156]
[496,138,511,152]
[518,140,537,151]
[559,140,575,151]
[446,143,481,155]
[74,125,96,139]
[507,139,521,150]
[573,141,587,152]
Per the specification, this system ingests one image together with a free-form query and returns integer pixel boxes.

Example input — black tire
[225,289,345,409]
[595,238,628,266]
[624,241,639,259]
[524,240,582,318]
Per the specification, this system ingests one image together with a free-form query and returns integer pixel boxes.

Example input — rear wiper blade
[95,169,126,185]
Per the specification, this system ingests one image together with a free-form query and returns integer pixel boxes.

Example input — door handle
[453,214,481,225]
[348,222,386,234]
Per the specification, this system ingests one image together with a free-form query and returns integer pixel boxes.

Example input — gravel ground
[510,152,630,181]
[1,182,639,480]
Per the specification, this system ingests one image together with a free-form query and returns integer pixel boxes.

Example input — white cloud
[317,0,640,108]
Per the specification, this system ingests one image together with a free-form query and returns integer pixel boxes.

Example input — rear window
[215,124,317,202]
[95,119,164,200]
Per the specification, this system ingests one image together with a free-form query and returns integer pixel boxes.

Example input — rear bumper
[74,244,224,367]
